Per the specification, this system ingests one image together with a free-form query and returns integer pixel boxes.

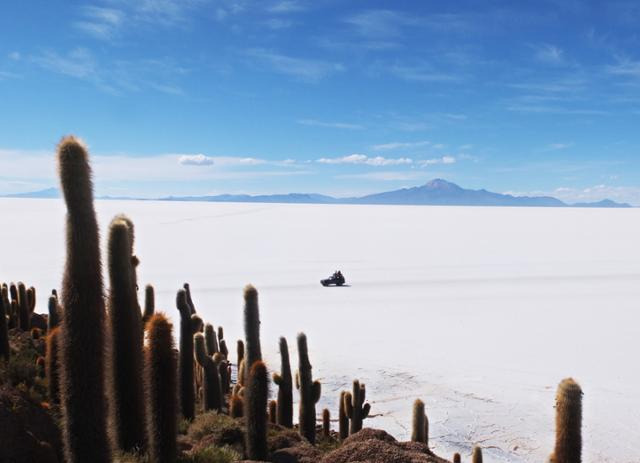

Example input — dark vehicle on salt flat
[321,270,346,287]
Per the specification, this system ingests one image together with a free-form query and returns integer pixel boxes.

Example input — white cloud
[336,171,423,181]
[32,47,97,79]
[317,154,412,166]
[178,154,214,166]
[8,51,21,61]
[297,119,364,130]
[390,63,461,83]
[417,156,456,166]
[267,1,305,13]
[75,6,124,39]
[371,141,430,151]
[606,58,640,78]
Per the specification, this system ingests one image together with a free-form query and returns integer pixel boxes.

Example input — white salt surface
[1,198,639,462]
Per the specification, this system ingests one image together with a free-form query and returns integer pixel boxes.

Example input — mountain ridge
[3,179,632,208]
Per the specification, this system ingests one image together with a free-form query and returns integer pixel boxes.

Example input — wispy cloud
[297,119,364,130]
[506,104,608,116]
[75,6,124,40]
[389,63,462,83]
[371,141,430,151]
[336,171,423,181]
[178,154,214,166]
[267,1,305,13]
[417,155,456,166]
[244,48,344,82]
[544,142,574,151]
[606,57,640,78]
[317,154,412,166]
[31,48,97,79]
[533,44,565,64]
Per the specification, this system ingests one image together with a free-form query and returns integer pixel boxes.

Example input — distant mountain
[2,180,632,208]
[3,187,60,199]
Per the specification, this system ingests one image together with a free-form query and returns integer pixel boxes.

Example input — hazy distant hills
[4,179,632,208]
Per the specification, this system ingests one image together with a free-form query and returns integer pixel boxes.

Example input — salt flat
[1,198,639,462]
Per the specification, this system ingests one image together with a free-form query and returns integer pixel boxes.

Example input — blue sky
[1,1,640,203]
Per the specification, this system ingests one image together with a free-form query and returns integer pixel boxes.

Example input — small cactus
[453,453,461,463]
[230,386,244,418]
[0,295,9,361]
[243,285,262,381]
[411,399,428,445]
[272,336,293,428]
[57,135,110,463]
[245,361,268,461]
[194,333,222,412]
[215,352,231,394]
[18,282,29,330]
[47,294,60,330]
[550,378,582,463]
[345,380,370,435]
[338,391,349,440]
[472,446,483,463]
[296,332,321,444]
[268,400,277,424]
[46,327,61,403]
[145,313,178,463]
[177,289,196,421]
[142,284,155,325]
[322,408,331,438]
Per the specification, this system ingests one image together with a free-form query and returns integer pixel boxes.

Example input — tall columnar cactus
[204,324,219,355]
[245,360,268,461]
[27,286,36,318]
[472,446,483,463]
[48,294,60,330]
[272,336,293,428]
[215,352,231,394]
[322,409,331,438]
[176,289,196,420]
[56,135,110,463]
[338,391,349,440]
[46,327,61,403]
[145,314,178,463]
[550,378,582,463]
[107,217,146,452]
[142,284,155,325]
[194,333,223,412]
[217,326,224,342]
[453,453,461,463]
[411,399,428,445]
[0,295,9,361]
[296,332,321,444]
[243,285,262,381]
[10,300,18,330]
[183,283,196,314]
[219,338,229,358]
[345,380,370,435]
[230,386,244,418]
[18,282,29,330]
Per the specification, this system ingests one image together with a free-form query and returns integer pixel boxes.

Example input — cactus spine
[345,380,370,435]
[472,446,483,463]
[411,399,428,445]
[46,327,61,403]
[273,336,293,428]
[243,285,262,380]
[145,314,178,463]
[57,136,110,463]
[107,217,146,452]
[339,391,349,440]
[245,360,268,461]
[176,289,196,420]
[142,284,155,325]
[194,332,223,412]
[550,378,582,463]
[296,332,321,444]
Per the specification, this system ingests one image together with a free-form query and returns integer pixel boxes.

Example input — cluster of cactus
[4,135,590,463]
